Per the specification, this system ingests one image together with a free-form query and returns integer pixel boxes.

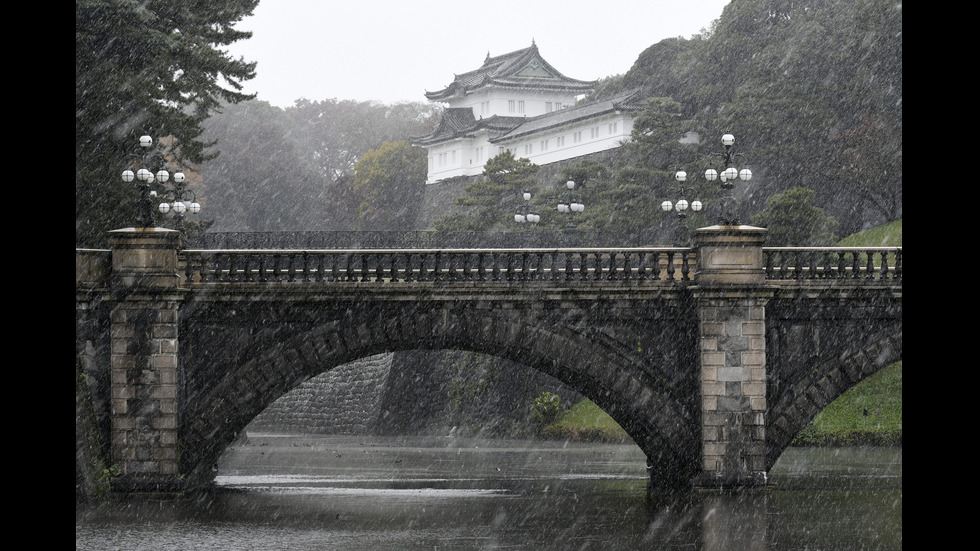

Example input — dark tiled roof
[425,43,597,101]
[410,110,527,146]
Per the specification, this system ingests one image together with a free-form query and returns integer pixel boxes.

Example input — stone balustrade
[181,248,697,284]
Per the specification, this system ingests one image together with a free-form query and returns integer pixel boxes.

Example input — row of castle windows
[519,122,618,157]
[478,100,567,116]
[433,122,622,169]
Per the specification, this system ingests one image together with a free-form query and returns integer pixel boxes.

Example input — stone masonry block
[741,321,765,336]
[704,442,728,457]
[740,352,766,368]
[718,335,749,352]
[151,355,178,370]
[702,381,725,397]
[717,366,751,382]
[701,322,725,337]
[702,412,730,426]
[702,395,717,411]
[701,365,718,383]
[702,351,725,367]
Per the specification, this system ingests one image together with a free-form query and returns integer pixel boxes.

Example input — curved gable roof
[410,108,527,146]
[425,43,596,101]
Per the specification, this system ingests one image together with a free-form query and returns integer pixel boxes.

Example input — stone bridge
[75,226,902,494]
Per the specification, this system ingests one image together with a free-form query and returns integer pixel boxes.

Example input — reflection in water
[76,437,901,550]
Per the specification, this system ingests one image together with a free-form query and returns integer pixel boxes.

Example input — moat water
[76,435,902,550]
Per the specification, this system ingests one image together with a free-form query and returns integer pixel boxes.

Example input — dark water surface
[76,435,902,550]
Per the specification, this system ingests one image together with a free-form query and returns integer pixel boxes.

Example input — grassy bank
[545,361,902,447]
[542,399,631,443]
[793,361,902,446]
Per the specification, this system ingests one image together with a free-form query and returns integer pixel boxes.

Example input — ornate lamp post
[661,170,703,246]
[120,135,158,228]
[514,190,540,231]
[120,135,201,233]
[702,132,752,225]
[156,167,201,234]
[556,180,584,231]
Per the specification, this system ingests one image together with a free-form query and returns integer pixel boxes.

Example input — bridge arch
[764,293,903,469]
[178,294,701,489]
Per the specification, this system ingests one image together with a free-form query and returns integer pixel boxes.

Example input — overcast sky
[224,1,732,107]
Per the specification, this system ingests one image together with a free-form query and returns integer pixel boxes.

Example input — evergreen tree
[750,186,838,246]
[76,0,258,246]
[351,141,428,231]
[435,151,539,232]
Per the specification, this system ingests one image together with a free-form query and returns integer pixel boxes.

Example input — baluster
[477,252,486,282]
[793,251,803,280]
[376,253,385,282]
[360,254,369,282]
[865,250,874,280]
[879,250,889,280]
[579,252,588,281]
[257,254,266,282]
[213,253,224,282]
[184,253,194,283]
[648,252,660,281]
[286,254,295,282]
[564,252,573,282]
[243,254,254,282]
[681,251,691,281]
[607,252,617,281]
[894,250,902,282]
[850,251,860,280]
[666,252,676,282]
[764,251,774,279]
[399,252,410,282]
[345,254,354,282]
[835,252,846,279]
[315,254,324,282]
[807,251,817,280]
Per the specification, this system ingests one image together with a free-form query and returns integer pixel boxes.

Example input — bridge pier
[106,229,187,492]
[691,226,771,488]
